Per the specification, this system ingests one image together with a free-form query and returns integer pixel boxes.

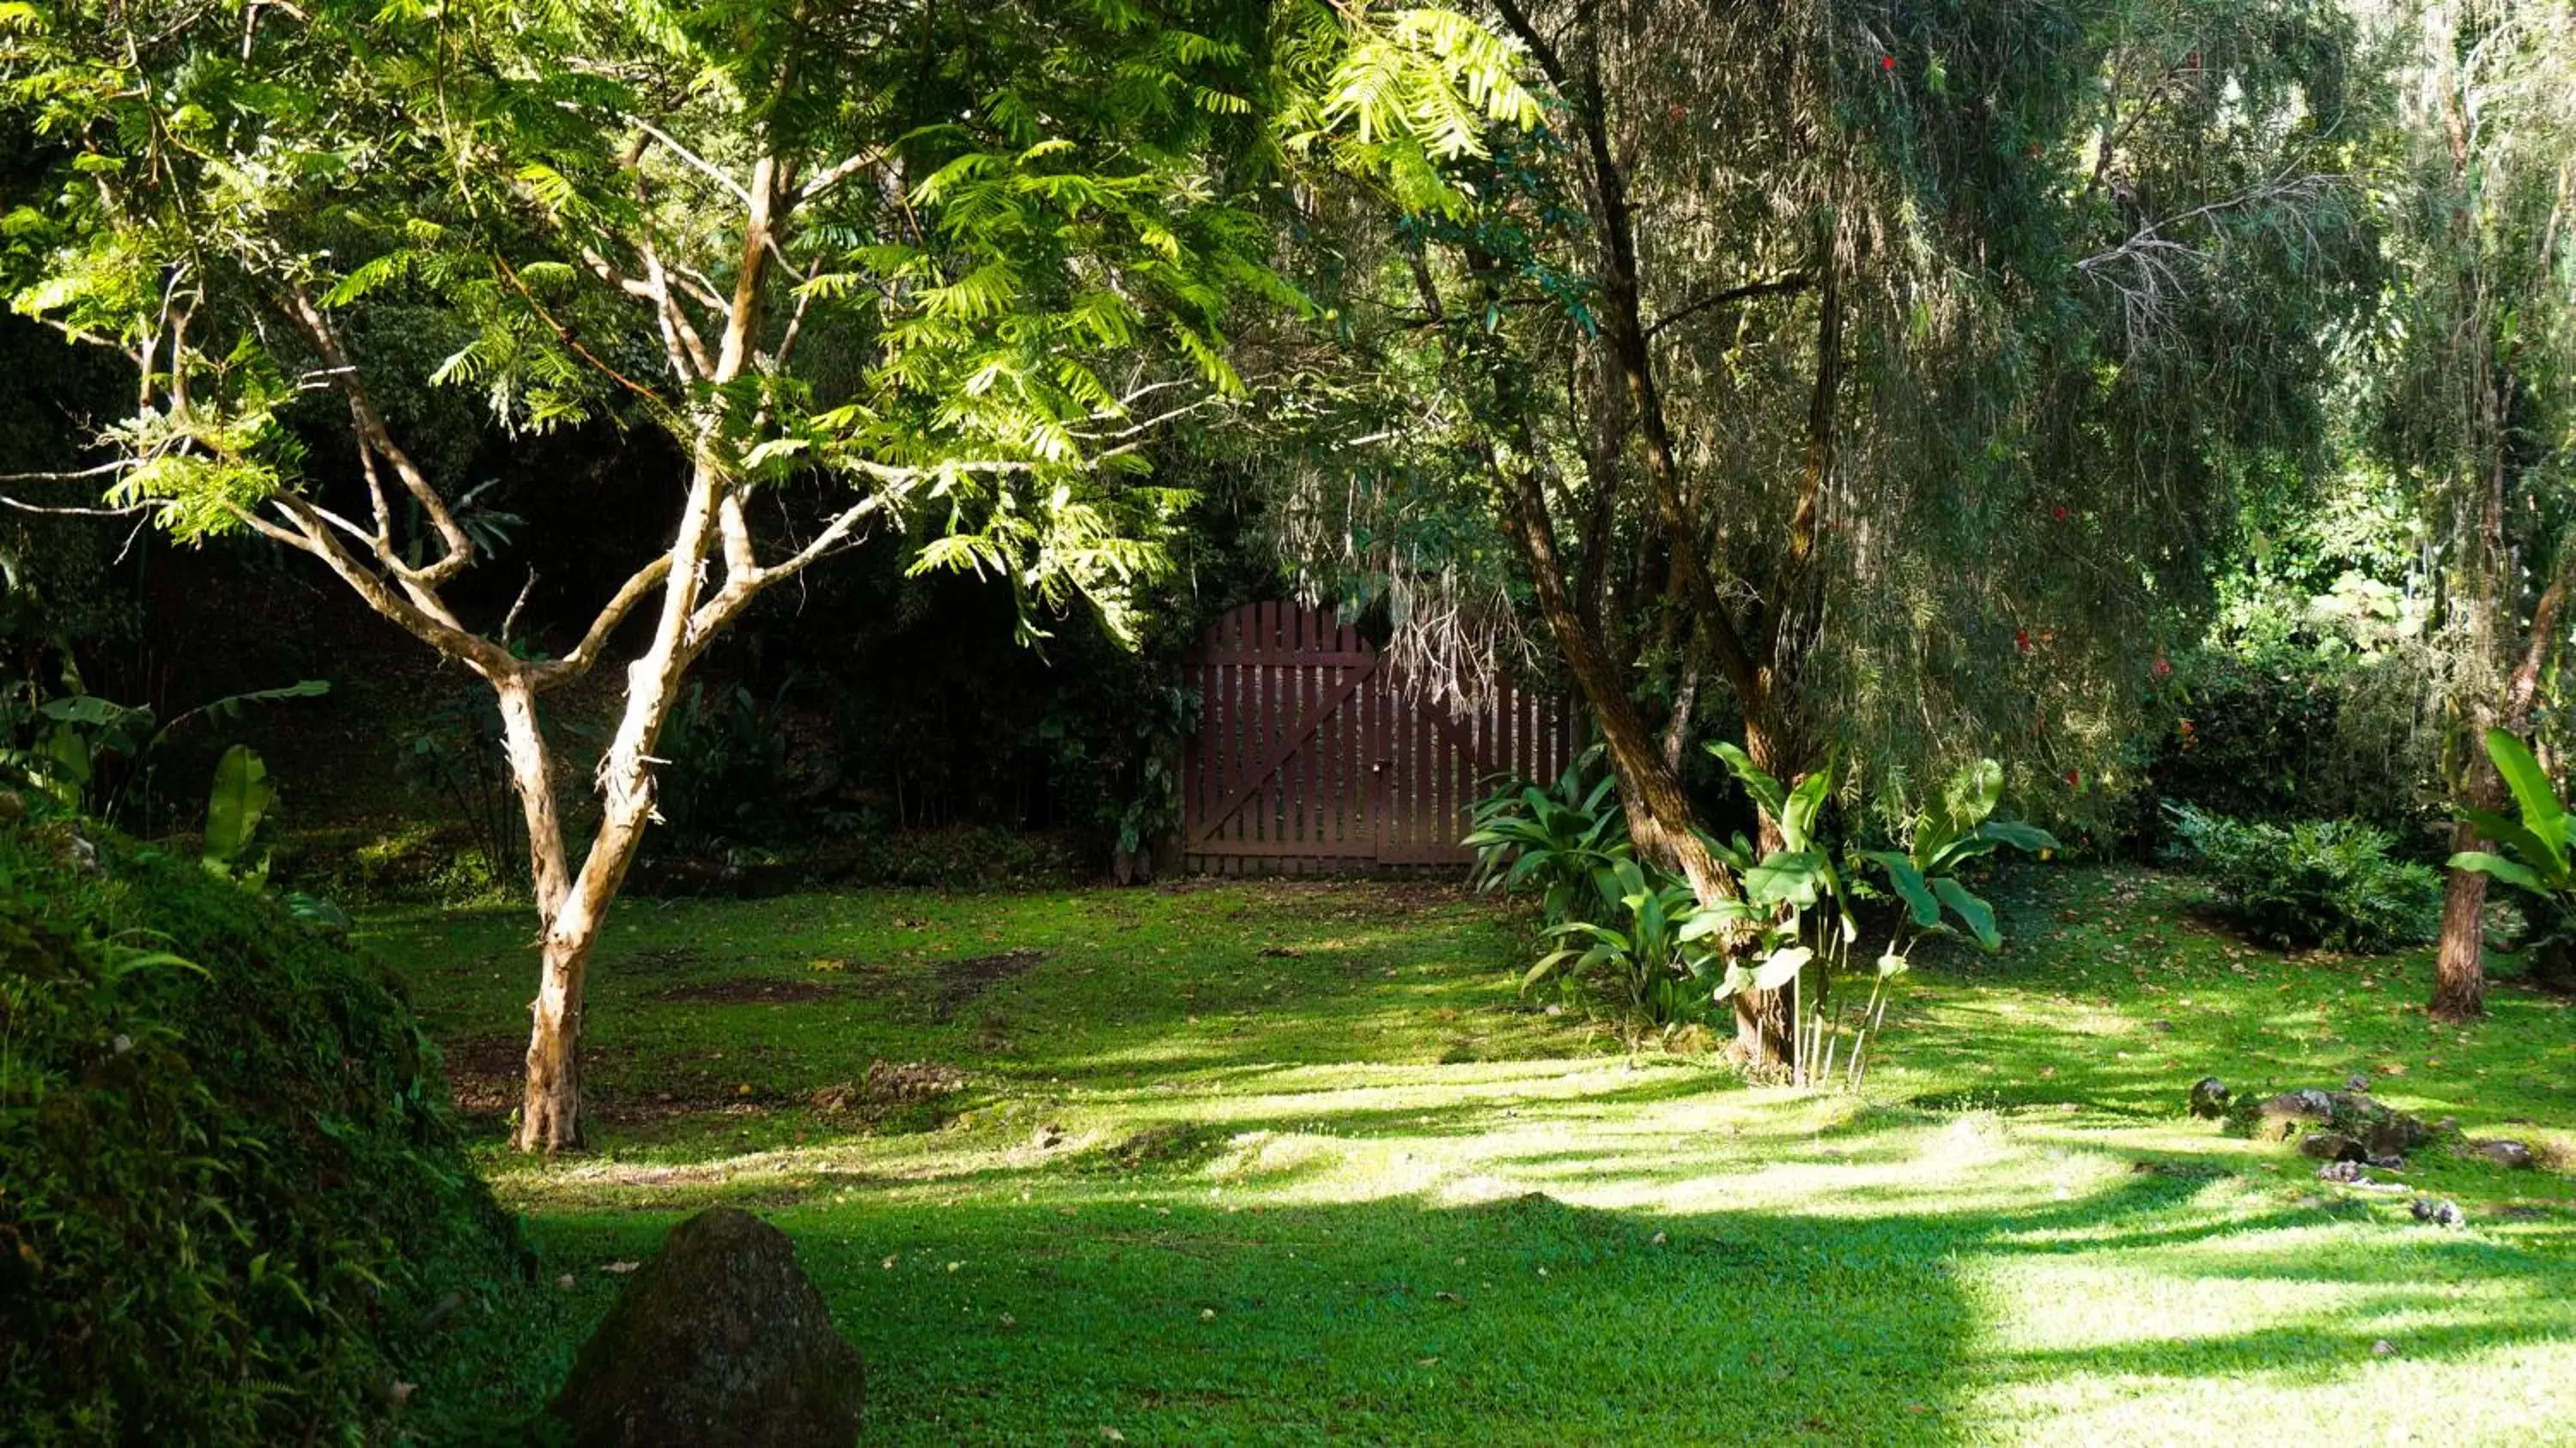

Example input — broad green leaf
[1752,946,1811,991]
[1781,764,1832,852]
[1676,899,1756,940]
[1523,951,1581,991]
[204,745,273,871]
[1944,758,2002,832]
[2484,728,2567,870]
[45,723,92,787]
[1745,850,1824,910]
[1931,877,2001,952]
[2457,806,2565,887]
[1704,741,1786,821]
[2450,850,2544,893]
[1971,819,2058,855]
[1862,849,1941,928]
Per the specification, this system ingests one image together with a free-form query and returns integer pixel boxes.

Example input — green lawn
[367,867,2576,1445]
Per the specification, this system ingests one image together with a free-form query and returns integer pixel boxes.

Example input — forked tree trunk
[497,451,728,1152]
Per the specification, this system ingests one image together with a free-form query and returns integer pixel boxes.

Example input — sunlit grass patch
[374,866,2576,1444]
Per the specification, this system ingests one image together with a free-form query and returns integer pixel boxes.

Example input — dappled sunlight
[380,867,2574,1443]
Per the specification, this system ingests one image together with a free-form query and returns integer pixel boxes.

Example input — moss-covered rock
[550,1208,866,1447]
[0,795,524,1445]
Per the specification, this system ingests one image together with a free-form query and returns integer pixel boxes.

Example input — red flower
[2151,656,2173,679]
[2064,769,2081,788]
[1880,55,1896,71]
[2014,629,2032,654]
[2051,505,2069,521]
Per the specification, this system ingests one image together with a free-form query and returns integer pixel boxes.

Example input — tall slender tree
[1278,0,2367,1064]
[2369,0,2576,1020]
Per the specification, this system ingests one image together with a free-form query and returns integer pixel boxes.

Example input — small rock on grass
[2188,1077,2231,1119]
[2476,1140,2536,1170]
[2409,1197,2467,1228]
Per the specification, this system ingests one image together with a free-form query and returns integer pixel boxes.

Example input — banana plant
[1856,759,2058,952]
[0,679,326,824]
[2448,727,2576,976]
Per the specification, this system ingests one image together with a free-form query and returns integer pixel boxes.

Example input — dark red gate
[1180,602,1580,874]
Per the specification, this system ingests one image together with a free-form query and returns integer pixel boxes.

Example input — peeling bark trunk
[507,449,727,1152]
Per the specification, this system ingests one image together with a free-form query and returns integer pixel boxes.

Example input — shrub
[1465,754,1630,928]
[2140,642,2442,850]
[0,800,525,1445]
[2162,803,2441,951]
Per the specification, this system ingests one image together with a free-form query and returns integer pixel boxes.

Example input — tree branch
[1642,273,1811,341]
[280,284,477,585]
[527,553,674,689]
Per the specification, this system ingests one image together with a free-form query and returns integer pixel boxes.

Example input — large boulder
[551,1208,866,1448]
[2251,1089,2334,1141]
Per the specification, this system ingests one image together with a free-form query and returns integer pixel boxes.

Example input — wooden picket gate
[1180,602,1580,875]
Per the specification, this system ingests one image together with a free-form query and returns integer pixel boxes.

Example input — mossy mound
[0,800,526,1445]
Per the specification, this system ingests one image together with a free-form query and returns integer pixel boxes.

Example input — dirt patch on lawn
[434,1031,783,1123]
[808,1059,969,1117]
[655,977,846,1004]
[435,1032,528,1117]
[616,945,711,976]
[931,947,1045,1019]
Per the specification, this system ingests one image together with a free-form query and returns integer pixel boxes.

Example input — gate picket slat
[1417,682,1437,854]
[1180,601,1575,874]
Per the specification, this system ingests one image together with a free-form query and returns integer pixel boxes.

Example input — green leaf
[2457,806,2564,887]
[2449,850,2544,893]
[1781,763,1832,853]
[1944,758,2002,833]
[1752,946,1811,991]
[1522,950,1581,991]
[1862,849,1941,928]
[1745,850,1824,910]
[1676,899,1755,941]
[204,745,273,872]
[1704,741,1786,821]
[2484,728,2568,870]
[1971,819,2057,855]
[1931,877,2001,952]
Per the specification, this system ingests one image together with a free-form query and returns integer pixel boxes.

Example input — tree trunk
[1735,708,1806,1065]
[2432,811,2489,1023]
[513,795,655,1151]
[505,451,726,1151]
[519,931,588,1151]
[2430,560,2567,1023]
